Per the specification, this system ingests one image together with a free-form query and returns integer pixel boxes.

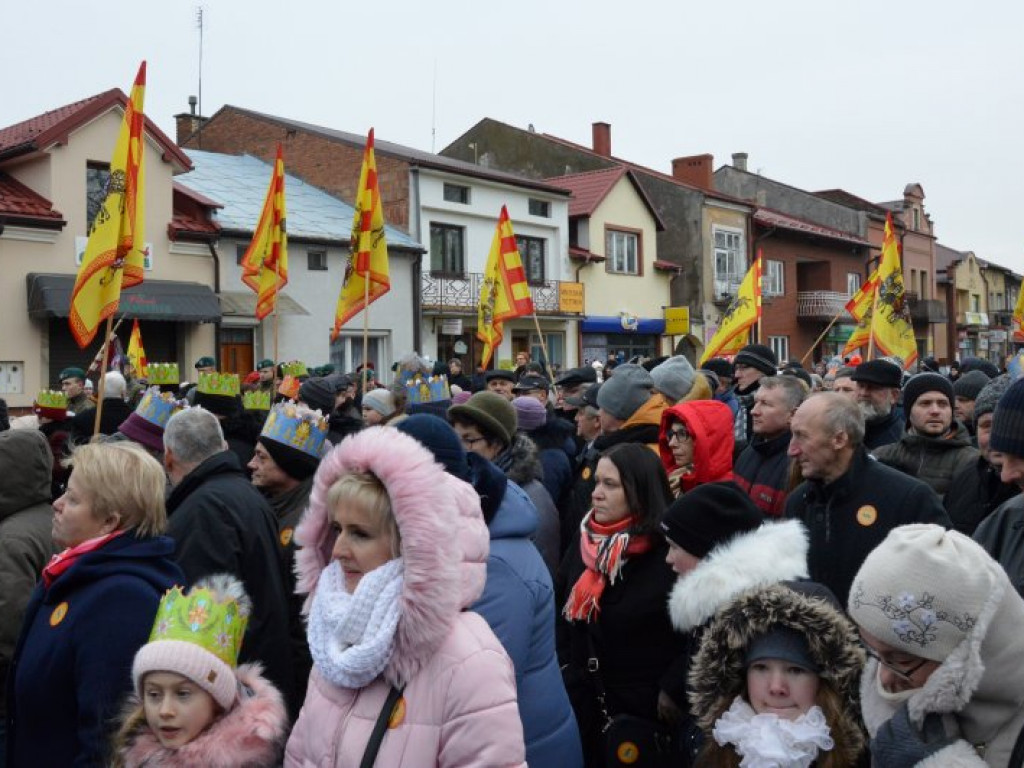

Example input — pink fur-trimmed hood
[293,426,489,688]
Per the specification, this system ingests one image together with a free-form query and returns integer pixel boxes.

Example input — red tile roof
[547,167,626,217]
[754,208,868,246]
[0,172,64,225]
[0,89,192,170]
[168,182,221,240]
[569,245,605,263]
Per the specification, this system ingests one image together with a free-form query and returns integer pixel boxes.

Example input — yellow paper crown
[135,387,184,428]
[149,583,250,668]
[148,362,180,386]
[35,389,68,409]
[243,390,272,411]
[260,402,330,459]
[197,371,240,398]
[281,361,308,378]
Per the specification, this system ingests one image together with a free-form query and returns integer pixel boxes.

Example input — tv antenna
[196,6,205,118]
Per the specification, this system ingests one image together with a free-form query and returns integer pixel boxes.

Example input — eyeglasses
[667,428,692,444]
[861,646,931,683]
[460,435,489,449]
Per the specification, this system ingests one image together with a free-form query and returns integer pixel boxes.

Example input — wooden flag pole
[361,272,371,395]
[530,309,556,384]
[272,304,280,394]
[867,278,881,361]
[800,309,846,367]
[91,315,115,438]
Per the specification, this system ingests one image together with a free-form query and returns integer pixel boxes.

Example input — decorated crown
[280,361,308,378]
[35,389,68,409]
[405,374,451,404]
[135,386,184,428]
[148,362,180,386]
[243,390,272,411]
[149,583,250,668]
[197,371,240,398]
[260,401,330,458]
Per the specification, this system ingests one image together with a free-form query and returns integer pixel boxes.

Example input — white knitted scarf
[713,696,834,768]
[308,558,404,689]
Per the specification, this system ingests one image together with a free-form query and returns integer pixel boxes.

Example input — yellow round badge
[50,601,69,627]
[856,505,878,527]
[388,696,406,729]
[280,528,294,547]
[616,741,640,764]
[582,466,592,481]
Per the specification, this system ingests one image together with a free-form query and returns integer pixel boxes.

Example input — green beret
[59,367,86,382]
[194,356,216,369]
[257,359,275,370]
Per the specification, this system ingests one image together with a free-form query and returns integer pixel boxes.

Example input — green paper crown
[197,371,240,398]
[149,585,249,668]
[35,389,68,409]
[243,390,272,411]
[280,361,308,378]
[148,362,180,386]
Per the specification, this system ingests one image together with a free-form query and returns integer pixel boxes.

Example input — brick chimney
[732,152,749,171]
[592,122,611,157]
[174,96,207,145]
[671,154,713,189]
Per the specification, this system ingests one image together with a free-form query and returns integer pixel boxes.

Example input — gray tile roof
[178,149,422,249]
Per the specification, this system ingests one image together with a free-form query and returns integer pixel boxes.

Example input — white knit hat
[361,388,396,418]
[848,524,1005,664]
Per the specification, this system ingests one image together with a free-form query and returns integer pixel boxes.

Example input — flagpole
[867,278,881,361]
[362,267,371,395]
[800,310,845,367]
[92,315,115,437]
[85,315,127,379]
[272,305,280,394]
[530,309,555,384]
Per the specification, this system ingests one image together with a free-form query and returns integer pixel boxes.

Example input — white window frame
[764,260,784,296]
[606,229,639,275]
[847,272,862,296]
[330,331,391,376]
[768,336,789,364]
[713,226,745,298]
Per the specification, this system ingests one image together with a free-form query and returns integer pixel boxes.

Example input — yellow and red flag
[69,61,148,348]
[477,206,534,368]
[241,144,288,320]
[1012,279,1024,343]
[841,269,879,357]
[127,319,148,377]
[869,213,918,368]
[700,251,762,365]
[333,128,390,340]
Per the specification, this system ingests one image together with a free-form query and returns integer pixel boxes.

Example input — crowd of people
[2,344,1024,767]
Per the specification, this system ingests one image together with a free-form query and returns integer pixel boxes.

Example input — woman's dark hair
[599,442,672,534]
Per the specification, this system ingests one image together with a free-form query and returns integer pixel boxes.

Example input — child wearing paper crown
[111,574,288,768]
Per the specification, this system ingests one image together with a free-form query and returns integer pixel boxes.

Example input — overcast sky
[7,0,1023,273]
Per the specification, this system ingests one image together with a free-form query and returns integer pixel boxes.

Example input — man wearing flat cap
[553,366,596,419]
[850,359,904,449]
[485,368,516,401]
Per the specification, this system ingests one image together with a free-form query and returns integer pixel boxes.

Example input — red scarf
[42,530,125,587]
[562,511,653,623]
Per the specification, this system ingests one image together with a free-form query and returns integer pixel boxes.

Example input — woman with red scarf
[5,442,183,767]
[556,443,688,767]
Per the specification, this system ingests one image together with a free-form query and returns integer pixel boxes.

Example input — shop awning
[219,290,309,317]
[580,316,666,334]
[27,273,221,322]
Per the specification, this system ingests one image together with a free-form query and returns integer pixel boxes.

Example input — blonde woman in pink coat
[284,426,526,768]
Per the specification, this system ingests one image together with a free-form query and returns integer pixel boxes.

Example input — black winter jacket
[785,449,951,605]
[732,431,792,517]
[944,457,1018,535]
[166,451,296,715]
[973,494,1024,597]
[862,409,903,450]
[871,422,979,497]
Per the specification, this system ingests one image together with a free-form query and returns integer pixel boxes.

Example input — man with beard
[850,359,904,449]
[872,373,978,496]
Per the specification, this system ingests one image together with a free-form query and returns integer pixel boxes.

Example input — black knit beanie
[258,437,319,480]
[659,481,763,558]
[733,344,778,376]
[952,370,991,402]
[990,377,1024,457]
[974,374,1012,422]
[902,373,954,423]
[394,414,472,483]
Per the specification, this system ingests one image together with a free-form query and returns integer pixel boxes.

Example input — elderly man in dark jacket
[0,430,56,758]
[163,406,296,716]
[785,392,951,605]
[872,372,978,496]
[851,359,904,449]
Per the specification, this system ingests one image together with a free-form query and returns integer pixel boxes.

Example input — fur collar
[498,433,543,487]
[119,663,286,768]
[294,427,489,689]
[668,519,809,632]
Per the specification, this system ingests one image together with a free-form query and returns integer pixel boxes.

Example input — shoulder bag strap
[1008,719,1024,768]
[359,685,405,768]
[585,625,614,730]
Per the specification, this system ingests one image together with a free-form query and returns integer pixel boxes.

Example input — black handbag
[585,633,678,767]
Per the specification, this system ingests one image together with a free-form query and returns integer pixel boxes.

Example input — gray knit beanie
[650,355,696,403]
[596,364,654,421]
[974,374,1012,423]
[361,388,396,418]
[953,370,991,402]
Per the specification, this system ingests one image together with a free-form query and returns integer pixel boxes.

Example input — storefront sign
[558,282,584,314]
[663,306,690,335]
[440,318,463,335]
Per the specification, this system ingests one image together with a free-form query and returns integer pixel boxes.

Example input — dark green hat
[194,356,216,369]
[59,367,86,382]
[257,359,275,371]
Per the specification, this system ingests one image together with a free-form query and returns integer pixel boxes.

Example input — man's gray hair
[815,392,865,448]
[163,407,226,466]
[759,375,808,412]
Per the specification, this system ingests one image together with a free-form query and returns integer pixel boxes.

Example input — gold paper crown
[281,361,308,378]
[35,389,68,409]
[197,371,240,398]
[260,402,330,459]
[243,390,272,410]
[148,362,180,386]
[135,387,184,428]
[149,584,250,668]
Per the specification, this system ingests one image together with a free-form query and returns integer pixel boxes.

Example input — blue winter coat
[5,531,183,767]
[471,468,584,768]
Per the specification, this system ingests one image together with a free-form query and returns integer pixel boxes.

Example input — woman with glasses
[658,399,736,497]
[849,524,1024,767]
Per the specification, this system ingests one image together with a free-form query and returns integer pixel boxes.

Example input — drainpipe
[205,237,222,366]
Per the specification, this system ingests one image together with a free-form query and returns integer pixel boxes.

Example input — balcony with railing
[905,292,948,324]
[421,272,584,315]
[796,291,852,321]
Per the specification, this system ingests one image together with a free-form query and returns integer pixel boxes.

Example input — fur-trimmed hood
[118,663,287,768]
[497,432,544,487]
[668,519,809,632]
[658,399,735,483]
[688,584,866,764]
[293,426,490,689]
